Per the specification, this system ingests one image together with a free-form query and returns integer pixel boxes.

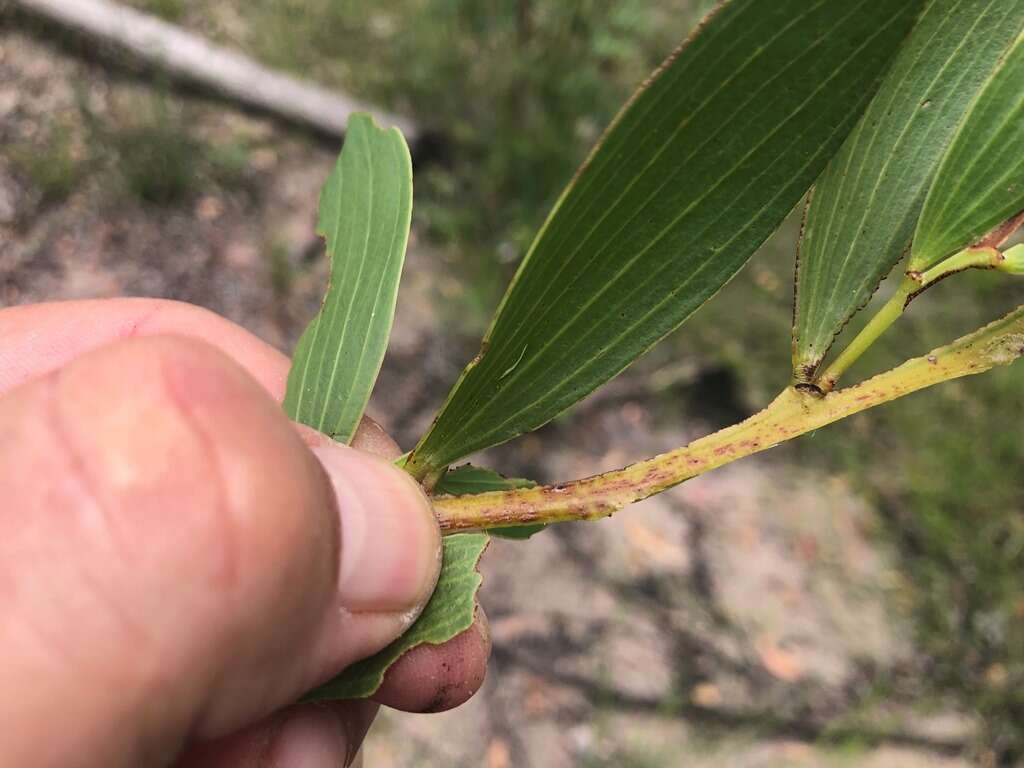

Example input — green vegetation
[74,92,255,205]
[10,126,82,206]
[403,0,925,481]
[792,1,1021,385]
[265,243,296,296]
[112,121,197,204]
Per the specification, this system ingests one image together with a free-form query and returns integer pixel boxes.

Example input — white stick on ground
[12,0,420,143]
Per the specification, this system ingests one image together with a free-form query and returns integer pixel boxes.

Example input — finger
[297,416,402,459]
[189,610,494,768]
[373,607,491,713]
[177,701,378,768]
[232,413,489,759]
[351,417,403,460]
[351,418,492,712]
[0,300,403,460]
[2,298,491,727]
[0,336,440,768]
[0,298,290,398]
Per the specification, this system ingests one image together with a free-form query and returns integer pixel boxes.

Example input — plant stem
[433,304,1024,534]
[816,276,917,393]
[1002,243,1024,274]
[913,246,1002,286]
[816,247,1006,392]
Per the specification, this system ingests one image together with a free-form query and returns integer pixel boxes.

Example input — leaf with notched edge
[284,113,412,444]
[406,0,924,480]
[283,116,491,700]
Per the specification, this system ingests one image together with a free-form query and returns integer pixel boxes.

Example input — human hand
[0,298,489,768]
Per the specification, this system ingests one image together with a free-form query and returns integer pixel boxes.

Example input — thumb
[0,336,440,768]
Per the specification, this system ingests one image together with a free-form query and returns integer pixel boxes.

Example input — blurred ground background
[2,1,1023,765]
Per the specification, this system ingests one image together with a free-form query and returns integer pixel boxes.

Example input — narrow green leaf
[405,0,923,479]
[793,0,1024,383]
[281,117,488,701]
[911,31,1024,271]
[305,533,489,701]
[436,465,545,539]
[282,113,412,443]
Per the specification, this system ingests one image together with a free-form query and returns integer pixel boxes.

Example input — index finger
[0,298,290,399]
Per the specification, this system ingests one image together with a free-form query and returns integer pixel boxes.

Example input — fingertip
[373,609,491,713]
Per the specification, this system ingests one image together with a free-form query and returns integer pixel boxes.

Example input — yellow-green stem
[816,247,1005,392]
[998,243,1024,275]
[816,276,917,393]
[914,246,1002,286]
[433,305,1024,534]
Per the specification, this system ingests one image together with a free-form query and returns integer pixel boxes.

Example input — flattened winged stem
[432,305,1024,533]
